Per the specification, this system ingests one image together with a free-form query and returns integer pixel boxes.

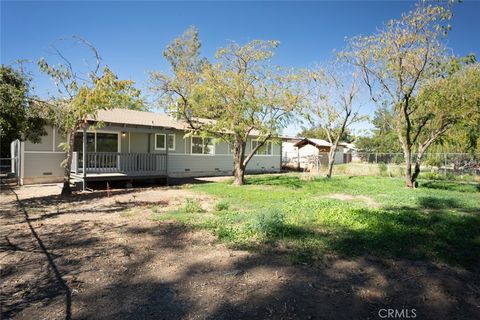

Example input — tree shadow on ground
[420,181,480,193]
[3,183,480,320]
[241,195,480,270]
[1,210,192,319]
[72,231,479,320]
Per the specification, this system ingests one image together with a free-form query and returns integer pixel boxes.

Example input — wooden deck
[71,152,168,183]
[71,172,167,182]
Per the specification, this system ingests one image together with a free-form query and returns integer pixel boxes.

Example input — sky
[2,0,480,136]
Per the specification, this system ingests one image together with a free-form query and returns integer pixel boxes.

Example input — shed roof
[294,138,332,148]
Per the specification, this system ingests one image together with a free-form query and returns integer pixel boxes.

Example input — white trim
[24,151,65,154]
[251,139,273,156]
[154,133,166,150]
[52,125,56,152]
[22,151,277,157]
[128,132,131,153]
[167,133,176,151]
[169,153,233,156]
[191,136,215,155]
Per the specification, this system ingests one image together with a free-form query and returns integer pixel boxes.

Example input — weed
[214,201,230,211]
[184,198,204,213]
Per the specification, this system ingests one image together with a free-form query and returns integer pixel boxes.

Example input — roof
[279,135,303,142]
[88,108,263,137]
[89,108,188,130]
[294,138,332,148]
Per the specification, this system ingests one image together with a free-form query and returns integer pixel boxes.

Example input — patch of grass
[249,208,286,239]
[214,201,230,211]
[150,198,205,224]
[150,210,194,224]
[174,174,480,269]
[184,198,204,213]
[420,180,479,193]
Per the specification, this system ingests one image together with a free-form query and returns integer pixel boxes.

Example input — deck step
[66,177,83,190]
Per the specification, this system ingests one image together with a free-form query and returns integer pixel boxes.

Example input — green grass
[156,174,480,269]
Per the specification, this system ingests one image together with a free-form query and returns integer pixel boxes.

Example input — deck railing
[72,152,167,175]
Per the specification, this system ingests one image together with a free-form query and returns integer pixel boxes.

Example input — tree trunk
[232,138,246,186]
[61,131,75,196]
[326,149,336,178]
[411,149,426,186]
[403,148,416,188]
[233,160,246,186]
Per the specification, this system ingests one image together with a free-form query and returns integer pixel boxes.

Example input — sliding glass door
[74,132,119,171]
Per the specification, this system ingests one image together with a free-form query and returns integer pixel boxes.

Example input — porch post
[82,126,87,191]
[165,132,169,186]
[297,147,300,170]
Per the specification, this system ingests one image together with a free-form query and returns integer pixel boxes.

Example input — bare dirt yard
[1,182,479,320]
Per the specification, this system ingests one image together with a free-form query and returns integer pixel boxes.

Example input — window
[251,140,272,155]
[155,134,165,150]
[96,133,118,152]
[155,133,175,151]
[73,132,118,153]
[168,134,175,150]
[191,136,215,155]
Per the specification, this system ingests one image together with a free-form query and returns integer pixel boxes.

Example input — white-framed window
[251,139,272,155]
[167,133,175,151]
[191,136,215,155]
[155,134,166,150]
[155,133,175,151]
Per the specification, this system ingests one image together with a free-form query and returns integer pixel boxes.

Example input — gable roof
[89,108,188,130]
[87,108,265,137]
[294,138,331,148]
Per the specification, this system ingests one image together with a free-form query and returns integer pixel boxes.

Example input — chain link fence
[282,151,480,181]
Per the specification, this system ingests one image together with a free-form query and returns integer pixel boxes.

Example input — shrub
[214,201,230,211]
[184,198,204,213]
[250,208,286,239]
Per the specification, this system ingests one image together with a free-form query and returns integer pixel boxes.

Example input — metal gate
[0,140,20,184]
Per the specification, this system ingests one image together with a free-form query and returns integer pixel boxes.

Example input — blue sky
[2,1,479,135]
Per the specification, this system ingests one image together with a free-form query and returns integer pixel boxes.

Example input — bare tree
[303,64,363,178]
[343,3,456,187]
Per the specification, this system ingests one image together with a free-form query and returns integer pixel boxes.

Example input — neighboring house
[282,137,352,169]
[11,108,282,185]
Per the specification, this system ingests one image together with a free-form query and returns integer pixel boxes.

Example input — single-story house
[11,108,282,186]
[282,137,353,169]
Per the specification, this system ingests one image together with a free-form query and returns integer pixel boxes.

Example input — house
[11,108,282,186]
[282,137,352,169]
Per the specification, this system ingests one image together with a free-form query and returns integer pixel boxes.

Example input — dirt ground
[1,183,479,320]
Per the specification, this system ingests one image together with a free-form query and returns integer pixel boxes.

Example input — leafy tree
[38,37,143,195]
[152,27,302,185]
[410,63,480,178]
[343,2,464,188]
[0,65,46,157]
[355,105,402,153]
[299,126,355,143]
[302,64,363,178]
